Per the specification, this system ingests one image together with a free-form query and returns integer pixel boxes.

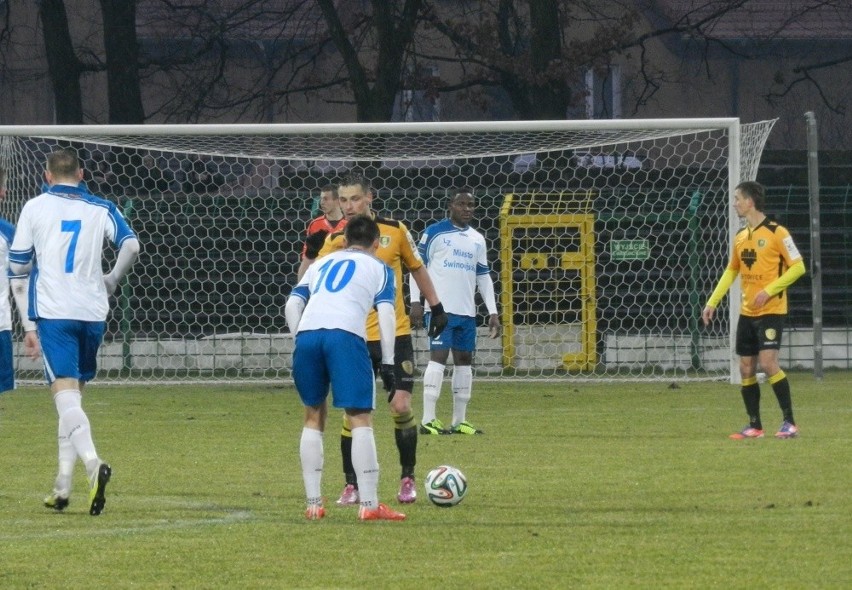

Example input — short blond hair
[47,148,81,179]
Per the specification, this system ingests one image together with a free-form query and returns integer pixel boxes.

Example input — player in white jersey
[9,149,140,516]
[410,188,499,435]
[286,214,406,521]
[0,166,40,393]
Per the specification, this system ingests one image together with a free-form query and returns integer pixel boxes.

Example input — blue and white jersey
[290,248,395,339]
[0,218,17,332]
[417,219,490,317]
[9,184,137,322]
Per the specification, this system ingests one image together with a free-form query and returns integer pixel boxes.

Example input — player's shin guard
[392,410,417,479]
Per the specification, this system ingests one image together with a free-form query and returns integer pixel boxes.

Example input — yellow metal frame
[499,193,597,371]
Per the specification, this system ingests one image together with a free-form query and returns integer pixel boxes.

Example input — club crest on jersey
[764,328,777,341]
[758,239,766,248]
[741,248,757,269]
[379,236,391,247]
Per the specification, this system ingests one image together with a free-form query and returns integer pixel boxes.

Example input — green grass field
[0,372,849,589]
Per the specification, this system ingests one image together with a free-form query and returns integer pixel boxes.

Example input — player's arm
[409,228,432,328]
[377,301,396,366]
[297,232,338,280]
[400,222,446,337]
[10,276,41,359]
[101,202,140,295]
[765,260,806,296]
[409,273,424,329]
[104,237,141,295]
[476,271,500,338]
[284,284,310,333]
[8,233,34,276]
[8,207,34,275]
[753,260,806,309]
[701,268,738,326]
[296,257,314,281]
[376,265,397,396]
[409,263,439,308]
[410,265,448,337]
[8,260,31,276]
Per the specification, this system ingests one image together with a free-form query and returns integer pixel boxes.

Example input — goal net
[0,119,775,383]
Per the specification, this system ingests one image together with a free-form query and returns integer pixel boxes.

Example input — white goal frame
[0,118,775,384]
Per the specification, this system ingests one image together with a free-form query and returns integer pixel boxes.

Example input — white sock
[421,361,445,424]
[54,423,76,496]
[351,426,379,509]
[299,427,324,503]
[54,389,100,480]
[451,365,473,426]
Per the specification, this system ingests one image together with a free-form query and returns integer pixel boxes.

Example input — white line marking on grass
[0,507,253,541]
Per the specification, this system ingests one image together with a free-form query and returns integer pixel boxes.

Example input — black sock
[769,371,795,424]
[395,427,417,479]
[393,411,418,479]
[340,434,357,487]
[741,379,762,429]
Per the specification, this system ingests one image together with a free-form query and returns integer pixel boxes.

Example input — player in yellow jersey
[702,181,806,440]
[300,172,448,504]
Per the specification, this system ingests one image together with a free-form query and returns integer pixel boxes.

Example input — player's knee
[388,392,411,414]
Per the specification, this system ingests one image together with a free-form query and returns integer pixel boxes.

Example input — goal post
[0,118,775,384]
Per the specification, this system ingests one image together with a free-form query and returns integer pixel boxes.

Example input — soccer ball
[424,465,468,507]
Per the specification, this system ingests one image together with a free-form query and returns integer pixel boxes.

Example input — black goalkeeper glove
[380,364,396,401]
[304,230,329,259]
[427,302,448,339]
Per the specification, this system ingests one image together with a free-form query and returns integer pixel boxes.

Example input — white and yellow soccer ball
[424,465,468,507]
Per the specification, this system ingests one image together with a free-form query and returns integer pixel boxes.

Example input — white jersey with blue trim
[290,248,395,339]
[0,218,16,331]
[9,184,137,322]
[417,219,490,317]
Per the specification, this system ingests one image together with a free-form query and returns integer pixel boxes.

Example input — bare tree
[37,0,143,123]
[101,0,144,123]
[421,1,638,119]
[9,0,850,130]
[528,0,568,119]
[766,55,852,116]
[315,0,425,122]
[38,0,88,123]
[422,0,850,123]
[135,0,337,123]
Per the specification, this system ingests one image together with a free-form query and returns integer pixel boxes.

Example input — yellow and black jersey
[729,219,802,316]
[317,213,424,339]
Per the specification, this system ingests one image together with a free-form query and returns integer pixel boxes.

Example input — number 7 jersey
[9,184,137,322]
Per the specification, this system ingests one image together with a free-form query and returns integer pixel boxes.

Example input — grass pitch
[0,372,849,588]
